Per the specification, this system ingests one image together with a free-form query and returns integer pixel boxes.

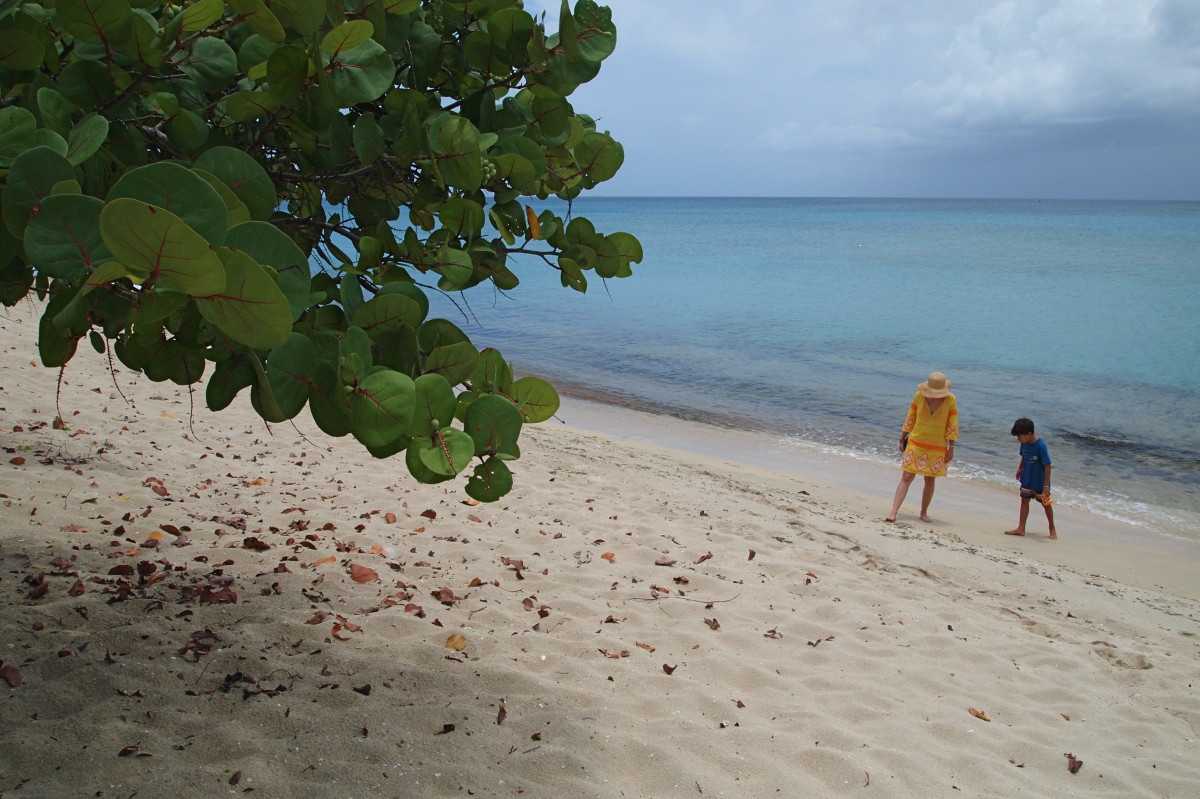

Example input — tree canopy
[0,0,641,501]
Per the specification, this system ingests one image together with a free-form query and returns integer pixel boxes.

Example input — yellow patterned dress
[900,391,959,477]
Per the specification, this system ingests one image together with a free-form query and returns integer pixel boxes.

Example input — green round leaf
[422,341,479,386]
[2,146,75,239]
[207,356,257,412]
[228,0,285,42]
[405,439,456,484]
[66,113,110,166]
[99,198,226,294]
[196,249,294,348]
[23,194,109,280]
[56,0,133,45]
[439,198,484,237]
[127,9,164,68]
[410,372,458,438]
[321,20,374,56]
[573,132,624,183]
[106,162,229,246]
[378,281,429,323]
[226,90,282,122]
[382,0,420,15]
[180,37,238,94]
[36,88,72,138]
[465,458,513,502]
[0,28,43,70]
[266,45,309,103]
[430,115,482,191]
[417,426,475,475]
[164,108,210,150]
[181,0,225,31]
[509,376,560,423]
[273,0,326,35]
[464,393,523,457]
[307,359,351,437]
[0,106,37,167]
[350,369,415,448]
[194,147,277,222]
[327,40,396,104]
[193,168,252,228]
[352,293,423,337]
[489,8,535,62]
[265,332,317,420]
[57,59,116,106]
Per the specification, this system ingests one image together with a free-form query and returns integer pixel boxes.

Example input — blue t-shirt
[1019,438,1052,492]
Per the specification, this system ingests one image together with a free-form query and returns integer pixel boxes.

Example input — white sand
[2,303,1198,798]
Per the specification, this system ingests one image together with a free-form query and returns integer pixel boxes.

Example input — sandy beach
[2,301,1198,798]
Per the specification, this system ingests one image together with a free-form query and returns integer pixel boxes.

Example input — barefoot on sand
[1004,528,1026,536]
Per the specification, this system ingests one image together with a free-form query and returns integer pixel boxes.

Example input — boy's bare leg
[1005,497,1031,535]
[1045,503,1057,539]
[919,476,936,522]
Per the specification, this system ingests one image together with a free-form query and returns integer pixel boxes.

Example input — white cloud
[521,0,1200,197]
[904,0,1200,131]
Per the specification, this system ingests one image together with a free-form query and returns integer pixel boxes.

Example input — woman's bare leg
[886,472,916,521]
[919,476,937,522]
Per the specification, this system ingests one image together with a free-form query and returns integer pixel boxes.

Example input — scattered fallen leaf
[654,556,676,566]
[496,704,507,725]
[748,549,756,560]
[1065,753,1083,774]
[1009,759,1025,767]
[969,707,991,722]
[446,634,467,651]
[1,663,23,687]
[635,641,656,652]
[695,552,713,563]
[763,627,783,639]
[350,563,379,584]
[662,663,677,675]
[600,552,615,562]
[704,617,720,631]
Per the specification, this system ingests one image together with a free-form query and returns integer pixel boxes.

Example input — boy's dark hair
[1011,418,1035,436]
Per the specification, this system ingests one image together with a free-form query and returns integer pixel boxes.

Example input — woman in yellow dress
[885,372,959,522]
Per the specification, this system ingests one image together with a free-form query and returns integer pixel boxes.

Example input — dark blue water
[423,197,1200,539]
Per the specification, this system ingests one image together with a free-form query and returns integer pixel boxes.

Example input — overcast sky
[523,0,1200,199]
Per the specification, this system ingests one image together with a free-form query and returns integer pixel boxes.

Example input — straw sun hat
[918,372,952,398]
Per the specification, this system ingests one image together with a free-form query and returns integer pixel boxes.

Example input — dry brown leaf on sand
[349,563,379,583]
[969,707,991,722]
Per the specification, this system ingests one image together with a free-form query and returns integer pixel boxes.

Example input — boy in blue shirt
[1005,418,1056,539]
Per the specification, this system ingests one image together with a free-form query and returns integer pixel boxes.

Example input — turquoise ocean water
[425,198,1200,542]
